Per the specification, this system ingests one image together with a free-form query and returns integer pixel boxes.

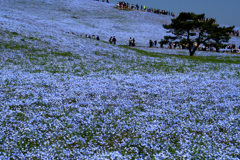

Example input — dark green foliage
[52,51,72,57]
[11,32,19,36]
[208,25,234,52]
[163,12,234,56]
[119,45,240,64]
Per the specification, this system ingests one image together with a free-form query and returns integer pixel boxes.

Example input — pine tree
[163,12,234,56]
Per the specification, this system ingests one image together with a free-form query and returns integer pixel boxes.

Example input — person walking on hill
[112,36,116,44]
[129,37,132,46]
[132,38,135,46]
[149,40,153,47]
[109,37,113,43]
[136,4,139,10]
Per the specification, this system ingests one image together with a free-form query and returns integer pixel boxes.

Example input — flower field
[0,0,239,159]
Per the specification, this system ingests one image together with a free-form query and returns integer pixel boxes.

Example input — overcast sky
[110,0,240,27]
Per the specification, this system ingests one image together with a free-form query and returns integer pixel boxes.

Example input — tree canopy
[163,12,234,56]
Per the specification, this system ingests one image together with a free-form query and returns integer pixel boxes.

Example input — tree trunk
[190,51,194,56]
[189,47,198,56]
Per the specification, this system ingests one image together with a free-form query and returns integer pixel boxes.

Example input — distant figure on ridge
[109,37,113,43]
[129,37,132,46]
[112,36,116,44]
[149,40,153,47]
[136,4,139,10]
[132,38,135,46]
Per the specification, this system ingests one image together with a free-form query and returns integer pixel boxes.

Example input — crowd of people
[230,30,239,37]
[80,32,239,53]
[94,0,175,16]
[95,0,110,3]
[85,34,100,40]
[224,44,240,53]
[155,41,240,53]
[82,32,239,53]
[117,1,175,17]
